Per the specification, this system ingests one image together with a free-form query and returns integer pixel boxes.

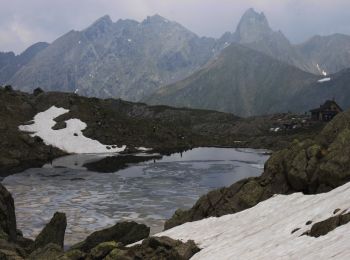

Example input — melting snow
[153,182,350,259]
[136,147,152,151]
[316,63,327,76]
[19,106,126,154]
[318,77,331,83]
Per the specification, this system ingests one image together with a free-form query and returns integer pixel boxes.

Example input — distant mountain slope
[288,68,350,112]
[218,8,317,74]
[0,42,49,83]
[8,15,221,101]
[296,34,350,75]
[145,43,317,117]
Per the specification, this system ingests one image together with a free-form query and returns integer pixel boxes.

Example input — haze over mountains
[1,8,350,116]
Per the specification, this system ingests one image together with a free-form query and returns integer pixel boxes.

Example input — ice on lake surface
[2,147,269,245]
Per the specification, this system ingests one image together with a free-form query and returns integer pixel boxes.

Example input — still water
[2,148,269,245]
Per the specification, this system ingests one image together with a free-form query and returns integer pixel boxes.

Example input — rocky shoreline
[0,182,200,259]
[165,105,350,229]
[0,87,323,178]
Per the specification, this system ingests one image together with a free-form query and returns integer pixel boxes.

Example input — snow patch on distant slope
[318,77,331,83]
[155,182,350,259]
[19,106,126,154]
[316,63,327,76]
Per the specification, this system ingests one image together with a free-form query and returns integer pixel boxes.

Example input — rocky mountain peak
[142,14,170,25]
[83,15,114,39]
[93,15,113,26]
[234,8,272,43]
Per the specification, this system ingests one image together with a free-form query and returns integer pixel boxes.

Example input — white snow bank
[155,182,350,259]
[136,147,152,151]
[318,77,331,83]
[19,106,126,154]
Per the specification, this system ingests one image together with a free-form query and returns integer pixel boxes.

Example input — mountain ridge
[2,8,350,112]
[145,43,318,116]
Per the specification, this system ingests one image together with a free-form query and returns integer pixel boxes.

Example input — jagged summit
[85,15,113,31]
[90,15,113,26]
[83,15,114,39]
[142,14,170,25]
[234,8,272,43]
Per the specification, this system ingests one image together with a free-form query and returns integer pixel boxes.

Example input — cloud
[1,0,350,53]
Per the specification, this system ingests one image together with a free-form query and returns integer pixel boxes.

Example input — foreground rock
[62,236,199,260]
[71,221,150,252]
[0,184,17,242]
[28,243,63,260]
[33,212,67,250]
[306,212,350,238]
[165,108,350,229]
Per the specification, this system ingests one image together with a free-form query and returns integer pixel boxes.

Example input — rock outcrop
[307,212,350,238]
[60,236,199,260]
[165,108,350,229]
[71,221,150,252]
[33,212,67,250]
[0,183,17,242]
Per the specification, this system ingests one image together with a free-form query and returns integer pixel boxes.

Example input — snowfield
[19,106,126,154]
[154,182,350,259]
[318,77,331,83]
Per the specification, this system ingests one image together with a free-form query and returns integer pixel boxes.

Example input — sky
[1,0,350,54]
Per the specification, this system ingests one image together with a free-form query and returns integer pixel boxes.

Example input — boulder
[0,184,17,242]
[0,239,27,259]
[128,236,200,260]
[28,243,63,260]
[88,241,120,260]
[33,88,44,96]
[0,248,23,260]
[308,212,350,237]
[33,212,67,250]
[4,85,13,92]
[103,248,130,260]
[71,221,149,253]
[58,249,86,260]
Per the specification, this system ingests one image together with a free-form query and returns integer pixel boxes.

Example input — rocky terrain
[0,87,346,259]
[0,181,200,259]
[165,105,350,229]
[0,86,323,178]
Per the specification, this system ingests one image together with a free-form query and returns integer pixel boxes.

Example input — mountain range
[145,43,319,116]
[1,8,350,116]
[2,15,223,101]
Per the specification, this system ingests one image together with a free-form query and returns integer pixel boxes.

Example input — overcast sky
[1,0,350,54]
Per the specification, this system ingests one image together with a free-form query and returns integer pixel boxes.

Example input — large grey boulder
[71,221,149,253]
[33,212,67,250]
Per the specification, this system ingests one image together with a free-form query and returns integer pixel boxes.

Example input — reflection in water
[2,148,269,245]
